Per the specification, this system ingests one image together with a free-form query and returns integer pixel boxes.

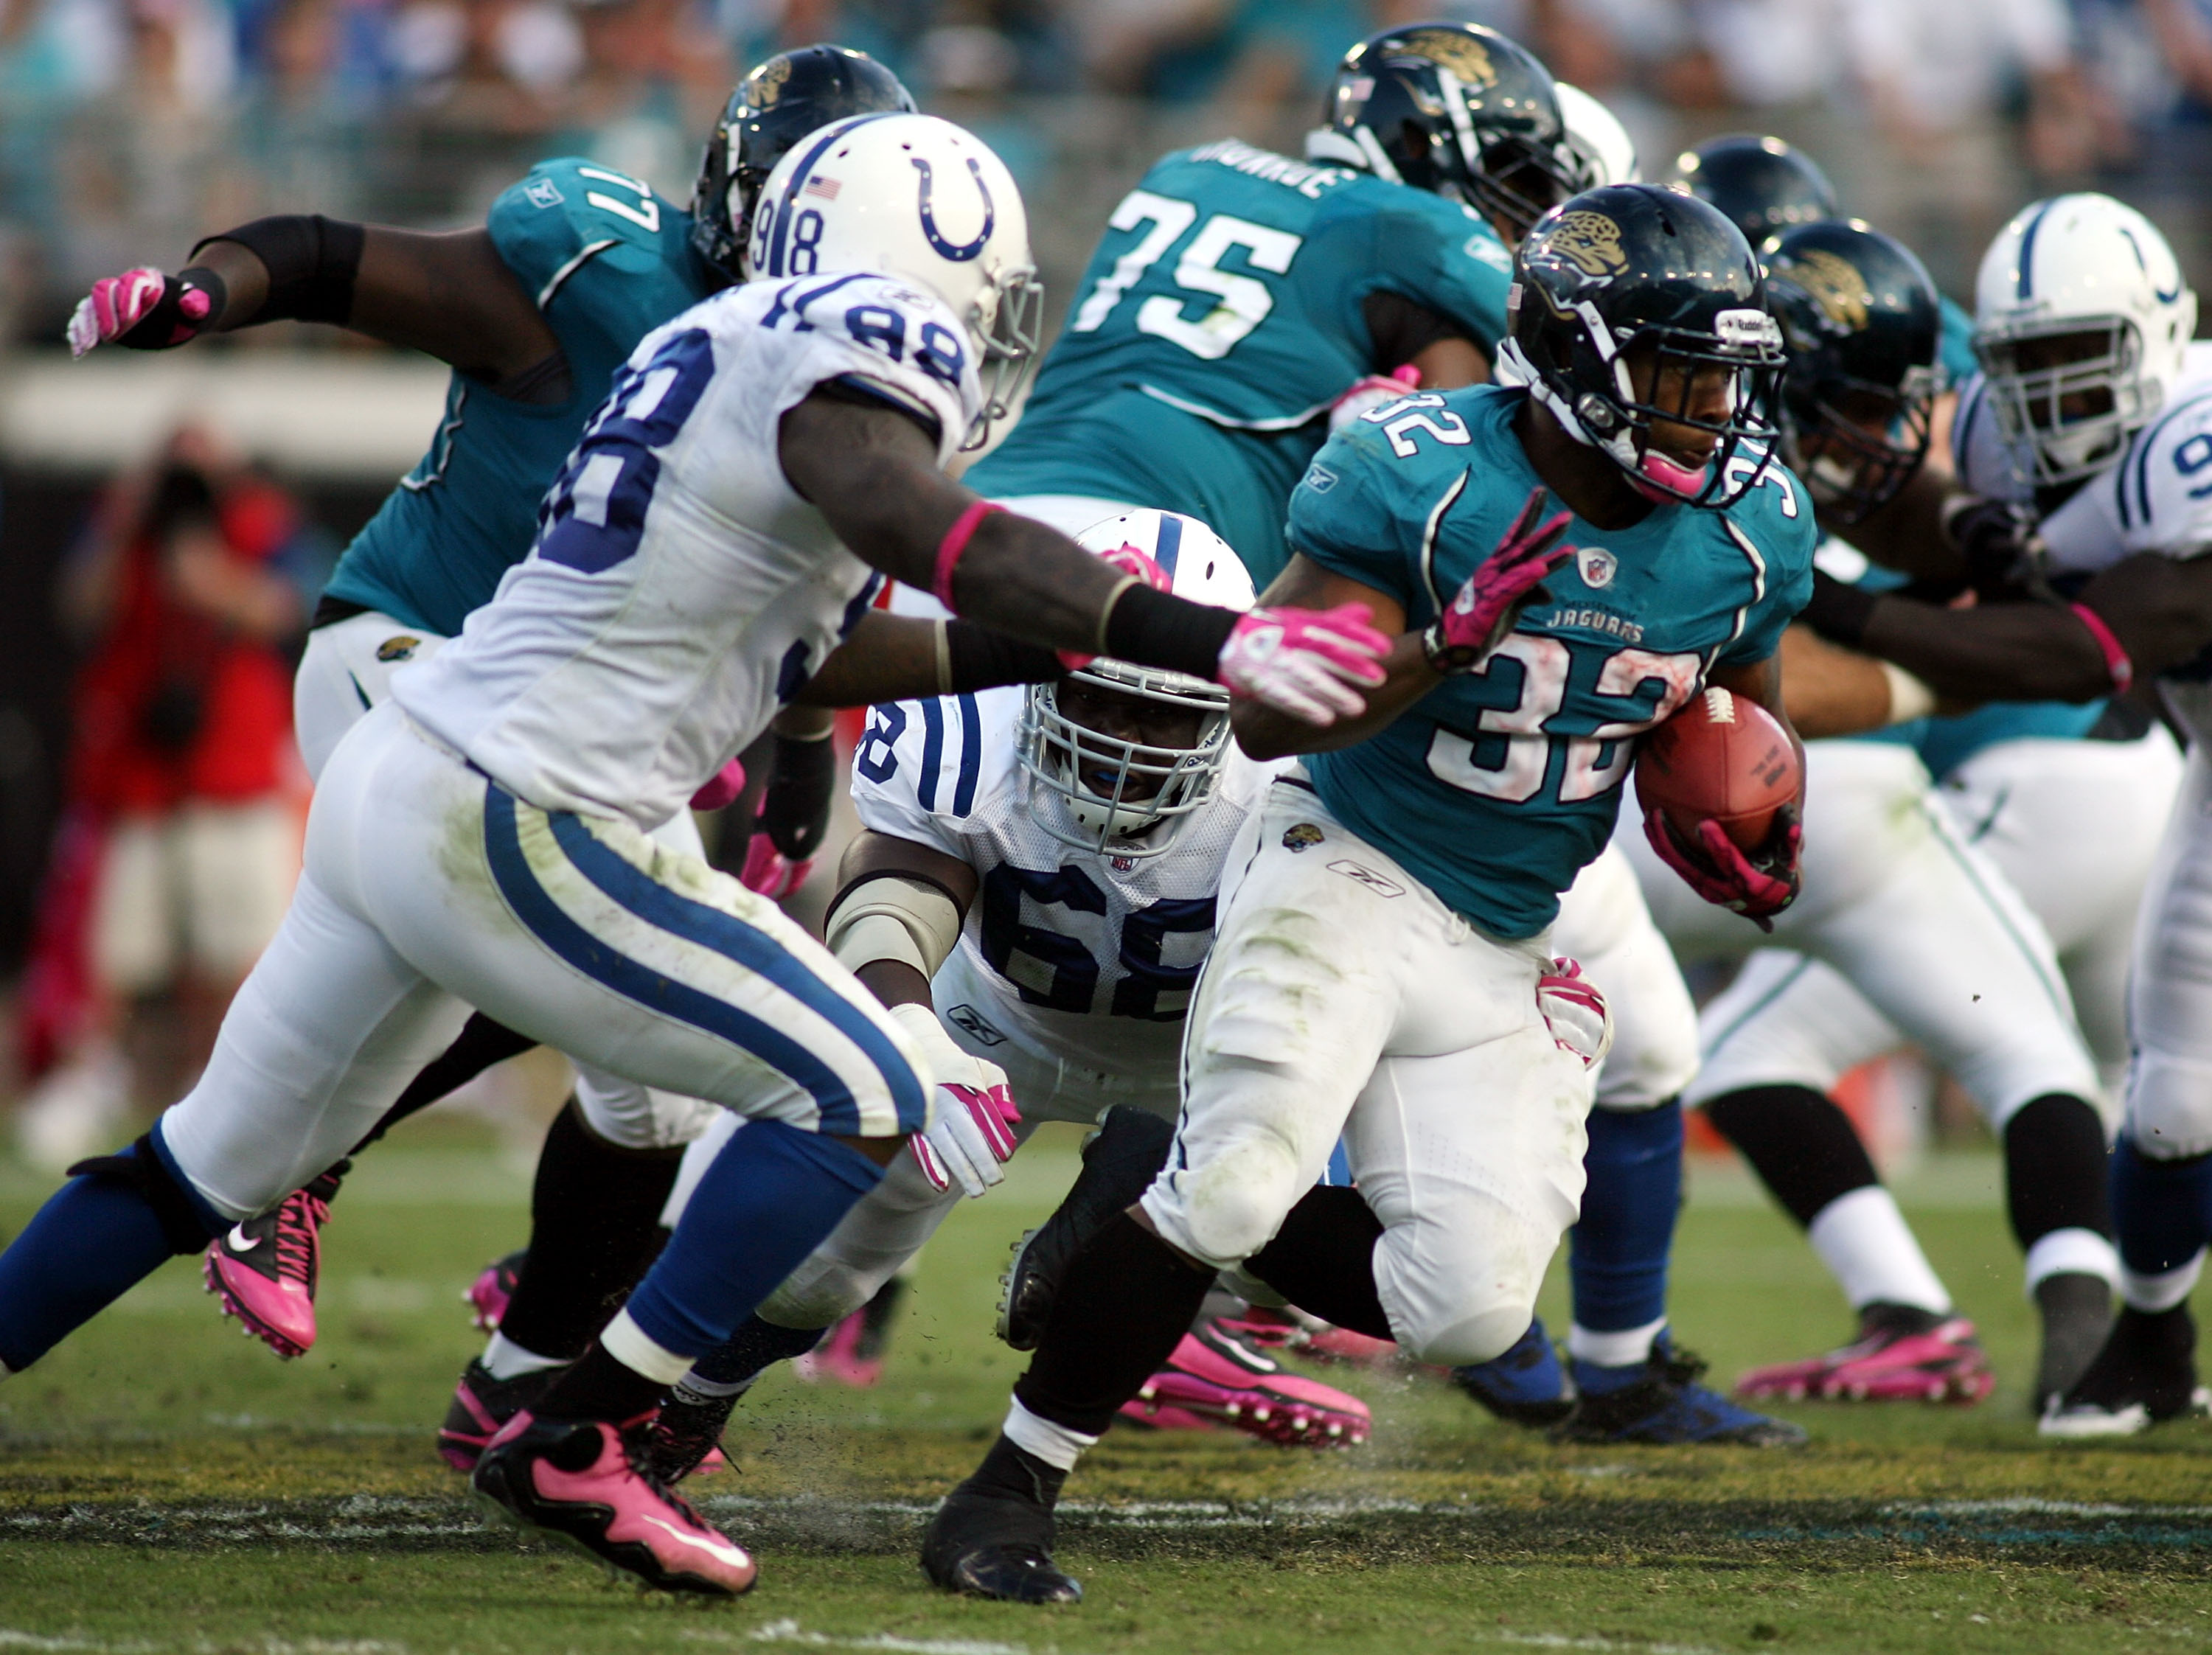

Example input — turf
[1,1118,2208,1653]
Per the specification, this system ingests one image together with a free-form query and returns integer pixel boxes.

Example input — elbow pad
[824,873,963,981]
[192,215,364,327]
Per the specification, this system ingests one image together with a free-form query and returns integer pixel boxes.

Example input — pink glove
[67,267,218,358]
[1217,602,1391,726]
[740,832,815,900]
[1642,806,1803,932]
[689,757,747,812]
[1328,363,1423,435]
[1423,485,1576,674]
[1536,957,1613,1070]
[911,1081,1022,1197]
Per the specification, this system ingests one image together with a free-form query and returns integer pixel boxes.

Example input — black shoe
[919,1437,1082,1603]
[2040,1305,2211,1438]
[1557,1341,1808,1447]
[2031,1271,2114,1413]
[437,1357,568,1471]
[997,1105,1175,1351]
[641,1382,740,1485]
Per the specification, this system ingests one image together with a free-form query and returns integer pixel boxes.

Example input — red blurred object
[1635,685,1798,851]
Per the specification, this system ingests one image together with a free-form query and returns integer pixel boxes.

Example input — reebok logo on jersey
[945,1004,1008,1047]
[524,177,564,209]
[1303,464,1338,494]
[1327,860,1404,898]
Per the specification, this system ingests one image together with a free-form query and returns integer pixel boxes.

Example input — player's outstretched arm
[779,391,1388,727]
[791,612,1064,708]
[1229,554,1430,760]
[69,224,558,388]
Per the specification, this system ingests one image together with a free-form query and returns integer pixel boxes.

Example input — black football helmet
[1669,134,1839,248]
[691,44,914,282]
[1308,21,1576,243]
[1762,220,1941,524]
[1504,184,1784,508]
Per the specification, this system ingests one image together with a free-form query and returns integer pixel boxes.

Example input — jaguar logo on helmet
[1771,248,1869,333]
[743,55,793,110]
[1545,211,1627,281]
[1390,28,1498,88]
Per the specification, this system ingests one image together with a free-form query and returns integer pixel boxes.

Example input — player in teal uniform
[967,21,1575,586]
[918,184,1812,1606]
[61,46,917,1379]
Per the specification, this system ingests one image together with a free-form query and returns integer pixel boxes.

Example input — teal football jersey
[321,159,718,637]
[1938,292,1978,389]
[1292,386,1816,938]
[970,139,1515,585]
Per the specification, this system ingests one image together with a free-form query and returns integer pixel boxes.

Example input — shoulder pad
[489,159,684,302]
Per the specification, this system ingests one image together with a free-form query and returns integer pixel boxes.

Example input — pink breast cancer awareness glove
[1217,602,1391,726]
[1641,805,1803,933]
[1536,956,1614,1070]
[740,833,815,900]
[1423,484,1576,674]
[911,1079,1023,1199]
[1327,363,1423,435]
[689,756,746,812]
[67,267,218,358]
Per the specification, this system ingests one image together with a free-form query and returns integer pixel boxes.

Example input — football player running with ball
[0,114,1390,1595]
[917,183,1814,1606]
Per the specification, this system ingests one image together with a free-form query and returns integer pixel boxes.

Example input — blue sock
[2112,1137,2212,1278]
[1569,1100,1683,1378]
[621,1121,884,1360]
[0,1130,218,1371]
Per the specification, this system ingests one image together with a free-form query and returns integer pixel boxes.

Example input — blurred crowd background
[0,0,2205,1155]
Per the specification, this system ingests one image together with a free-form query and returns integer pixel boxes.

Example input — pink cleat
[1736,1313,1993,1404]
[203,1166,342,1359]
[472,1410,757,1595]
[1125,1324,1371,1447]
[793,1278,905,1387]
[1214,1307,1412,1373]
[465,1250,528,1332]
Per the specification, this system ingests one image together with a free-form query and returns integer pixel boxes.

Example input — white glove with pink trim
[1327,363,1422,435]
[1537,957,1613,1070]
[1217,603,1391,726]
[67,267,218,357]
[889,1002,1020,1199]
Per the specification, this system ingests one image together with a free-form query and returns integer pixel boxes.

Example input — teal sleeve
[1938,293,1978,389]
[1722,480,1819,666]
[1362,195,1514,355]
[485,158,685,308]
[1284,425,1422,608]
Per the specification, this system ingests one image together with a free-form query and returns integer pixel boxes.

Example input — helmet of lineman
[1764,220,1943,523]
[1669,134,1839,248]
[748,112,1043,450]
[1306,22,1576,242]
[1973,192,2199,489]
[1556,83,1639,189]
[691,45,914,283]
[1502,184,1784,507]
[1018,513,1255,858]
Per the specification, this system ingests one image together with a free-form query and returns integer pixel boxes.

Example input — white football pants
[2124,687,2212,1160]
[159,706,925,1222]
[1627,739,2101,1129]
[1141,776,1593,1368]
[1555,840,1700,1114]
[291,610,717,1153]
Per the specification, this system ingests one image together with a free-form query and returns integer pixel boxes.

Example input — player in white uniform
[1784,196,2212,1434]
[0,114,1391,1596]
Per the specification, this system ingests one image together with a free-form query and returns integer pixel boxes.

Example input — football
[1635,686,1800,852]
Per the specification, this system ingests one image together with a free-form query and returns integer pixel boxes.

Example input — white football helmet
[745,111,1043,449]
[1555,83,1639,189]
[1973,193,2197,488]
[1018,512,1256,859]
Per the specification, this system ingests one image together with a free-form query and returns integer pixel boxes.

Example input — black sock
[961,1431,1070,1507]
[1012,1210,1212,1437]
[352,1014,537,1152]
[1703,1084,1880,1228]
[534,1338,667,1424]
[1245,1185,1392,1339]
[496,1100,684,1361]
[2003,1093,2113,1250]
[687,1313,824,1393]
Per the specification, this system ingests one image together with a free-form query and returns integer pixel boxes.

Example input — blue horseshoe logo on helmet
[911,156,993,262]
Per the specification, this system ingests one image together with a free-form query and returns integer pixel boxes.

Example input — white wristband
[1880,660,1936,725]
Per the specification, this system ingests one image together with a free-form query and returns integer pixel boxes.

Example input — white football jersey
[395,272,981,829]
[1954,342,2212,577]
[852,686,1281,1079]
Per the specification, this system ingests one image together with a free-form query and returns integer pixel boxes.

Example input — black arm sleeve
[191,215,365,327]
[1361,290,1467,374]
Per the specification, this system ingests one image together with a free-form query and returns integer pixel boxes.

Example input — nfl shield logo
[1110,854,1137,872]
[1576,546,1617,589]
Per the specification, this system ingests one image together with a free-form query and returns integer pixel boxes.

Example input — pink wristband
[2069,602,2134,693]
[932,501,1006,611]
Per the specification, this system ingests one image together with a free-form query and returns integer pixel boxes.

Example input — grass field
[2,1114,2209,1654]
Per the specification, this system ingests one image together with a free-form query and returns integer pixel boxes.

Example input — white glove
[1327,364,1422,435]
[1537,957,1613,1070]
[888,1002,1020,1199]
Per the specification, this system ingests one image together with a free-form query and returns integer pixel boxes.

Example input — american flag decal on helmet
[803,176,841,201]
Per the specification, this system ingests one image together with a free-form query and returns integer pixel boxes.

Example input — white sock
[2121,1250,2205,1313]
[1568,1317,1666,1369]
[673,1367,757,1403]
[1807,1185,1952,1315]
[481,1332,566,1381]
[598,1308,697,1385]
[1001,1397,1098,1472]
[2023,1227,2121,1296]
